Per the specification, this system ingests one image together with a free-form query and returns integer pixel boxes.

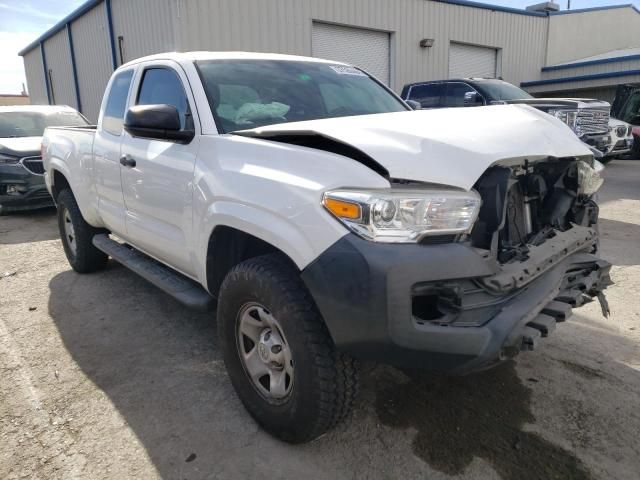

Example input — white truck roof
[120,51,348,69]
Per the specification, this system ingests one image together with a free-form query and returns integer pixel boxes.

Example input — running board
[92,234,215,312]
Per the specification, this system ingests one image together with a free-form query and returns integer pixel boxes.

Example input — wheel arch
[51,168,71,201]
[205,225,299,298]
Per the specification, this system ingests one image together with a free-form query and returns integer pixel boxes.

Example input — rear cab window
[102,69,134,136]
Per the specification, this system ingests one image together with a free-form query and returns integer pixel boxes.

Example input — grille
[576,109,610,135]
[21,156,44,175]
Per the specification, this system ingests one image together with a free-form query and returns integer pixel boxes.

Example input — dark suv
[401,78,611,153]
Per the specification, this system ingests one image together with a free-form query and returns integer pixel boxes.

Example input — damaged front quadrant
[374,363,592,480]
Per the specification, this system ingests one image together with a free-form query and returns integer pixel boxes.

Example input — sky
[0,0,639,94]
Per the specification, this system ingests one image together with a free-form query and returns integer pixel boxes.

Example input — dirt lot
[1,160,639,480]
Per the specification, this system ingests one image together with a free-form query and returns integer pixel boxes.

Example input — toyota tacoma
[42,52,611,443]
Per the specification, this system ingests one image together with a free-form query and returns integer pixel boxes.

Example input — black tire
[600,156,614,164]
[217,253,358,443]
[56,189,108,273]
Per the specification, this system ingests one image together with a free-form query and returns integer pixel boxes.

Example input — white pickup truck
[42,51,611,443]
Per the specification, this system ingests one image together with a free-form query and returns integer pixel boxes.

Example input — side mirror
[406,100,422,110]
[124,104,194,143]
[463,91,480,106]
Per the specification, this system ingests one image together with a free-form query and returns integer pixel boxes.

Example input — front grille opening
[471,159,598,264]
[412,294,444,322]
[21,156,44,175]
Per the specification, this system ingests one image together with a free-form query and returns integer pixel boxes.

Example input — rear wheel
[217,253,358,443]
[56,189,108,273]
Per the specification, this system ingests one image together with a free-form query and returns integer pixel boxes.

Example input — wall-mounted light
[419,38,435,48]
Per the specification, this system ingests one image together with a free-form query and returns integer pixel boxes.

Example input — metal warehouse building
[19,0,640,122]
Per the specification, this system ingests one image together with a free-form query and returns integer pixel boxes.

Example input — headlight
[549,109,578,131]
[0,154,20,164]
[322,189,482,243]
[577,160,604,196]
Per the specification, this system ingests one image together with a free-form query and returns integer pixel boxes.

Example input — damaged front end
[410,156,612,368]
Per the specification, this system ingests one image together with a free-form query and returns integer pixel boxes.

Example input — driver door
[119,61,201,277]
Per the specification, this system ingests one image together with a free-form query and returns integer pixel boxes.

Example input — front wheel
[217,253,358,443]
[56,189,108,273]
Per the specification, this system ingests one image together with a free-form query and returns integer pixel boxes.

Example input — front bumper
[604,138,634,157]
[301,228,611,374]
[582,133,610,153]
[0,163,53,213]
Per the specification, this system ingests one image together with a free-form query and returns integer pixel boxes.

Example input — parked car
[0,105,89,214]
[401,78,611,154]
[603,118,634,161]
[611,84,640,157]
[42,52,611,443]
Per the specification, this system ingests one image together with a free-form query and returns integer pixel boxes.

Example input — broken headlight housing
[322,189,482,243]
[577,160,604,196]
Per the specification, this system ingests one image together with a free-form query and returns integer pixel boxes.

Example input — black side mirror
[124,104,194,143]
[406,100,422,110]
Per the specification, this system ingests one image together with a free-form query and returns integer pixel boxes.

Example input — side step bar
[92,234,216,312]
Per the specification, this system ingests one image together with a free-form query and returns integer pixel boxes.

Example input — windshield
[196,60,408,133]
[0,111,88,138]
[478,81,533,101]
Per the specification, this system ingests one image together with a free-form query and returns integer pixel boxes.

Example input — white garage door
[449,43,497,78]
[312,22,390,85]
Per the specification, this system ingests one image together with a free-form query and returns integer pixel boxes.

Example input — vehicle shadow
[0,207,58,244]
[48,263,640,479]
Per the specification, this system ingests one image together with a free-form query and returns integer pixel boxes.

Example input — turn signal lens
[323,197,361,220]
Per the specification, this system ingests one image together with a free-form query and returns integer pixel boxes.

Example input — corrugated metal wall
[111,0,176,66]
[19,0,640,117]
[547,8,640,66]
[43,29,77,109]
[175,0,307,55]
[174,0,548,91]
[22,48,47,104]
[70,3,114,122]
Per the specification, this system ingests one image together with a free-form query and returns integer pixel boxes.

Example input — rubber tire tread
[57,189,108,273]
[217,253,358,443]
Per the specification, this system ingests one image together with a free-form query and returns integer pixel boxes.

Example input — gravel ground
[1,160,639,480]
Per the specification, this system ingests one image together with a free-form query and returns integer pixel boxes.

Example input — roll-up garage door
[312,22,390,85]
[449,43,497,78]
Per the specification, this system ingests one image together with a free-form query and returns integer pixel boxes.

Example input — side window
[102,69,133,136]
[137,68,191,129]
[620,92,640,124]
[408,84,443,108]
[443,83,482,108]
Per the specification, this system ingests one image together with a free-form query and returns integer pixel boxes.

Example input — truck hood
[0,136,42,157]
[504,98,610,111]
[236,104,592,191]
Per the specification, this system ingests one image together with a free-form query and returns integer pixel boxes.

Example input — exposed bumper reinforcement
[302,233,611,374]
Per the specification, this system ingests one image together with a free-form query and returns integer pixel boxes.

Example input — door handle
[120,155,136,168]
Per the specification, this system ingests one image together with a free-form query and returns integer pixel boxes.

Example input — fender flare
[194,200,344,286]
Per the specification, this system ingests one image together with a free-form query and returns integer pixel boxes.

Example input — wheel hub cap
[63,209,76,255]
[237,304,294,401]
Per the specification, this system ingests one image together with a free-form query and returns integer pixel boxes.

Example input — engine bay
[471,158,600,263]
